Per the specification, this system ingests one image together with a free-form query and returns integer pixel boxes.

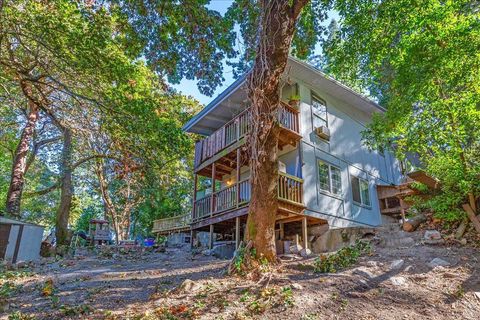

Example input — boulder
[290,283,303,290]
[390,276,407,286]
[424,230,442,240]
[178,279,202,293]
[290,244,303,254]
[428,258,450,268]
[390,259,405,270]
[300,248,312,258]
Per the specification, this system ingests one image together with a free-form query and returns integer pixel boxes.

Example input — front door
[0,224,11,259]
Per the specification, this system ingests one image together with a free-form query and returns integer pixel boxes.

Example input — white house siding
[294,81,402,227]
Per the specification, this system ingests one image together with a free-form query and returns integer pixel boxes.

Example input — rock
[460,238,467,245]
[424,230,442,240]
[178,279,202,293]
[390,259,404,270]
[300,248,312,258]
[290,244,303,254]
[291,283,303,290]
[366,261,378,268]
[474,292,480,301]
[201,249,212,256]
[390,276,407,286]
[428,258,450,268]
[424,239,445,245]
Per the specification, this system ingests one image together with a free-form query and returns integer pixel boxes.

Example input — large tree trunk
[5,100,39,216]
[95,158,120,243]
[55,128,73,246]
[245,0,308,262]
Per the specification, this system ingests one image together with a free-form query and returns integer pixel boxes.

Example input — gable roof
[183,56,384,135]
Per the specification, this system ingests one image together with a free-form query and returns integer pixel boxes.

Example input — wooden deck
[152,214,191,235]
[193,102,301,174]
[191,172,305,230]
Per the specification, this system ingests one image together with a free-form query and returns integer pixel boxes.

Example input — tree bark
[55,128,73,246]
[95,158,120,243]
[5,100,39,216]
[245,0,308,262]
[402,213,427,232]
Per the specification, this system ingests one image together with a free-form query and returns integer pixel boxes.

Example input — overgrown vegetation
[314,241,372,273]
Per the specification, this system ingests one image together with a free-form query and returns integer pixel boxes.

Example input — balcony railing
[192,172,303,221]
[152,214,191,233]
[194,102,300,170]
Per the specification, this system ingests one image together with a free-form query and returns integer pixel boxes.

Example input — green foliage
[324,0,480,220]
[7,312,36,320]
[314,241,372,273]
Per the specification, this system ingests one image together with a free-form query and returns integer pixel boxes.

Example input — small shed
[88,219,110,245]
[0,217,44,263]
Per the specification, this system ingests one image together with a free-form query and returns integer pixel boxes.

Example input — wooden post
[192,174,198,221]
[210,164,216,216]
[302,217,308,250]
[235,216,241,249]
[399,199,406,225]
[236,148,241,207]
[190,230,196,249]
[279,222,284,240]
[209,224,214,250]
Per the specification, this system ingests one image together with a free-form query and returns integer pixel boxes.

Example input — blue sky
[171,1,336,105]
[171,1,234,105]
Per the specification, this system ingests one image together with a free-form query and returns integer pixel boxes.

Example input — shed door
[0,224,11,259]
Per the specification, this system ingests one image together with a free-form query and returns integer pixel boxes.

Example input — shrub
[314,240,372,273]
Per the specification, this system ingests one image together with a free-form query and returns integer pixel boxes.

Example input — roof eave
[182,74,248,133]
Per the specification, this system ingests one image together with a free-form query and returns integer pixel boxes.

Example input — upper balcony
[193,102,301,176]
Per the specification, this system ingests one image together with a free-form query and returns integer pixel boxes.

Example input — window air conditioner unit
[315,125,330,140]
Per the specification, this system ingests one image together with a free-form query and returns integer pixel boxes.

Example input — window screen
[318,160,342,195]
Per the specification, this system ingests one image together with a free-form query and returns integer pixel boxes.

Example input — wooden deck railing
[192,173,303,222]
[278,172,303,205]
[152,214,191,233]
[194,102,299,170]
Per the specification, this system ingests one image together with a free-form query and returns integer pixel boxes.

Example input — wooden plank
[302,217,308,250]
[408,170,440,189]
[235,217,240,249]
[191,206,249,230]
[195,138,245,173]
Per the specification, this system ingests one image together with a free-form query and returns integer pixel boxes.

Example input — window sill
[353,201,372,210]
[318,189,344,201]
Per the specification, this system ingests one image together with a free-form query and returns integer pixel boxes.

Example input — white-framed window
[317,160,342,195]
[351,176,371,206]
[312,94,327,128]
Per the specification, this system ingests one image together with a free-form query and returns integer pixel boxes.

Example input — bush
[314,240,372,273]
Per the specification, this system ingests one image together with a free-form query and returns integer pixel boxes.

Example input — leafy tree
[323,0,480,232]
[123,0,331,261]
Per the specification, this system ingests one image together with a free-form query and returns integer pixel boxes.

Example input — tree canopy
[322,0,480,224]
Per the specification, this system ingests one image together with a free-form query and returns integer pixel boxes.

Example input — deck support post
[210,164,216,216]
[279,222,284,240]
[302,217,308,250]
[235,216,241,249]
[193,174,198,221]
[190,230,196,249]
[209,224,214,250]
[236,148,241,207]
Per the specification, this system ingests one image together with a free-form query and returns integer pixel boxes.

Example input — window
[318,160,342,195]
[312,95,327,128]
[351,176,371,206]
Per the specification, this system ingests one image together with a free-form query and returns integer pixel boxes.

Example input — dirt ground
[1,232,480,320]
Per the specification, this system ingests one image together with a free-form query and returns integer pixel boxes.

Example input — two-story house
[153,57,404,253]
